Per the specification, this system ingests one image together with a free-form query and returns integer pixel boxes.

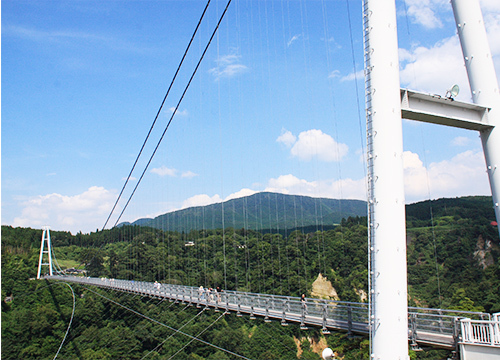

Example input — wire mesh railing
[44,275,493,349]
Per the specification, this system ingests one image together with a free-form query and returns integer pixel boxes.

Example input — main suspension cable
[167,312,227,360]
[83,286,251,360]
[101,0,212,231]
[141,307,207,359]
[112,0,233,228]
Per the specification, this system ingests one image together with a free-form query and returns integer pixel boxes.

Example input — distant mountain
[121,192,367,233]
[406,196,495,223]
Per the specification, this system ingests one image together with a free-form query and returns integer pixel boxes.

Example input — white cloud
[217,54,240,65]
[340,70,364,82]
[451,136,471,146]
[12,186,117,234]
[328,70,340,79]
[399,3,500,98]
[181,170,198,179]
[209,54,248,80]
[403,150,490,202]
[287,34,301,47]
[404,0,446,29]
[5,24,110,43]
[276,129,296,148]
[399,36,471,100]
[481,2,500,61]
[151,166,177,177]
[161,147,489,220]
[284,129,348,162]
[225,188,258,201]
[178,189,257,210]
[169,107,188,116]
[181,194,222,209]
[264,174,367,200]
[266,174,316,195]
[481,0,500,11]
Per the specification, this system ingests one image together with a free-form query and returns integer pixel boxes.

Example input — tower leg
[363,0,409,358]
[37,226,54,279]
[451,0,500,239]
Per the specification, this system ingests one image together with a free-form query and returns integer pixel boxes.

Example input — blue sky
[2,0,500,234]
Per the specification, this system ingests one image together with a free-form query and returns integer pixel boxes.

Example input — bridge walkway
[45,275,492,350]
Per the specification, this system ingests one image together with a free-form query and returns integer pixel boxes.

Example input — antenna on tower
[37,226,54,279]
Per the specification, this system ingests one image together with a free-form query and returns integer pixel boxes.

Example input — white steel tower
[363,0,409,358]
[37,226,54,279]
[451,0,500,239]
[364,0,499,358]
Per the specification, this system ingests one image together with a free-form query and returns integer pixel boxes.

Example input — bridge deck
[45,276,491,350]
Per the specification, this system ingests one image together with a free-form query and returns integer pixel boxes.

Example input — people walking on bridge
[216,286,221,302]
[198,285,205,301]
[301,294,308,313]
[154,281,161,290]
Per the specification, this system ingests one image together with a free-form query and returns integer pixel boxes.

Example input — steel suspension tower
[364,0,499,358]
[364,0,408,358]
[37,226,54,279]
[451,0,500,239]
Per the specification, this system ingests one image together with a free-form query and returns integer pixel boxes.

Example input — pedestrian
[199,286,205,300]
[301,294,307,312]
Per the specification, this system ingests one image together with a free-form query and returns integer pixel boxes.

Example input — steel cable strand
[239,315,317,360]
[52,282,76,359]
[72,288,171,352]
[141,307,207,359]
[167,312,234,360]
[81,285,251,360]
[238,316,294,357]
[112,0,233,228]
[98,294,175,352]
[50,247,66,275]
[101,0,212,231]
[264,323,317,360]
[21,281,77,360]
[75,290,147,347]
[130,302,197,358]
[346,0,371,350]
[105,289,180,342]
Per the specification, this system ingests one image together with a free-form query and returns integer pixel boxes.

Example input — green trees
[2,196,499,359]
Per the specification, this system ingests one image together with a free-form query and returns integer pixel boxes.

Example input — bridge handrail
[409,306,491,321]
[460,315,500,347]
[44,275,495,349]
[44,275,490,317]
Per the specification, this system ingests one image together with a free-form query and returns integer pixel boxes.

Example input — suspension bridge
[43,274,495,352]
[34,0,500,359]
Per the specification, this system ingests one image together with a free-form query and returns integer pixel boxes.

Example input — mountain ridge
[120,191,367,232]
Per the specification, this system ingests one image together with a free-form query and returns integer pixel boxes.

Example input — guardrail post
[439,310,444,333]
[494,313,500,345]
[214,293,220,312]
[281,300,288,326]
[237,295,242,317]
[300,300,308,330]
[265,299,271,322]
[250,296,256,320]
[347,305,353,337]
[322,303,330,334]
[409,313,420,350]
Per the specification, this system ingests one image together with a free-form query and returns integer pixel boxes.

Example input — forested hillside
[2,196,499,359]
[120,192,367,233]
